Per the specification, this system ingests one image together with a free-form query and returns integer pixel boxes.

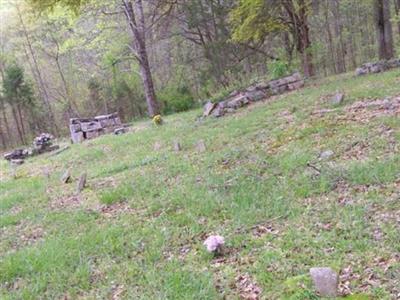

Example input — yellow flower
[153,114,163,125]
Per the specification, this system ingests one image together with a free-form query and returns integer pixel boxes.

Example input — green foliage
[230,0,286,43]
[2,64,35,108]
[99,184,134,205]
[158,84,195,114]
[268,60,291,79]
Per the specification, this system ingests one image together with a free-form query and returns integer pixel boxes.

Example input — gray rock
[310,267,338,297]
[320,150,334,160]
[226,94,250,109]
[76,173,87,194]
[211,103,225,117]
[245,90,266,102]
[330,93,345,105]
[114,127,126,135]
[11,159,24,165]
[203,101,217,117]
[355,67,367,76]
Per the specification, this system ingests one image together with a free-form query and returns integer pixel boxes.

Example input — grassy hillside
[1,70,399,299]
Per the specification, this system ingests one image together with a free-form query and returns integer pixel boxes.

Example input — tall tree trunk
[0,67,12,146]
[284,0,315,77]
[11,105,25,145]
[394,0,400,35]
[332,0,346,73]
[122,0,160,117]
[374,0,395,60]
[16,104,26,138]
[16,5,59,135]
[324,1,337,74]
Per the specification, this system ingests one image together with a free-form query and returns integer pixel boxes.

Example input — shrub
[158,85,195,114]
[268,60,291,79]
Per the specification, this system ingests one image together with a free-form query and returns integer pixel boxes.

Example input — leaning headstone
[76,173,87,194]
[173,141,181,152]
[61,169,71,184]
[196,140,206,153]
[330,93,344,105]
[203,101,217,117]
[309,267,338,297]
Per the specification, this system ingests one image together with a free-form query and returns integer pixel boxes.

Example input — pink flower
[203,235,225,252]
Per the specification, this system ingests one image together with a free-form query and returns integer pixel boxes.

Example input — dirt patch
[97,202,134,217]
[342,141,370,160]
[339,255,400,297]
[234,273,262,300]
[49,195,81,210]
[313,96,400,123]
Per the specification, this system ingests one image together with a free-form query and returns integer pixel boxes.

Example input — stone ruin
[4,133,59,162]
[69,112,123,143]
[203,72,304,118]
[355,58,400,76]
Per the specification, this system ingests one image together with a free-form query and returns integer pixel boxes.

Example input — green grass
[0,70,399,299]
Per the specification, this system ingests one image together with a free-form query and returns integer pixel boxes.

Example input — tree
[231,0,315,77]
[30,0,161,117]
[374,0,395,60]
[2,64,36,144]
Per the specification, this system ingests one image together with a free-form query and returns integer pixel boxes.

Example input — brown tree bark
[395,0,400,35]
[374,0,395,60]
[11,105,25,145]
[283,0,315,77]
[332,0,346,73]
[324,0,337,74]
[122,0,160,117]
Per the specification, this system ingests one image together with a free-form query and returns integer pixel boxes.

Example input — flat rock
[114,127,126,135]
[310,267,338,297]
[320,150,334,160]
[203,101,217,117]
[11,159,24,165]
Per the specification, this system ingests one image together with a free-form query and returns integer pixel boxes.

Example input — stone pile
[4,148,29,161]
[203,72,304,118]
[69,112,122,143]
[355,58,400,76]
[33,133,59,154]
[4,132,59,162]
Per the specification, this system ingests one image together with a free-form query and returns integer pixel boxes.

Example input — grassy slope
[0,70,399,299]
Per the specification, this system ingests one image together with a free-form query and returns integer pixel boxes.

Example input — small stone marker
[11,159,24,165]
[173,141,181,152]
[154,141,162,151]
[61,169,71,183]
[319,150,334,160]
[114,127,126,135]
[76,172,87,193]
[330,93,344,105]
[309,267,338,297]
[196,140,206,152]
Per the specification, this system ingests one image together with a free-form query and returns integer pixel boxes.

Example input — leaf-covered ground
[1,70,399,299]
